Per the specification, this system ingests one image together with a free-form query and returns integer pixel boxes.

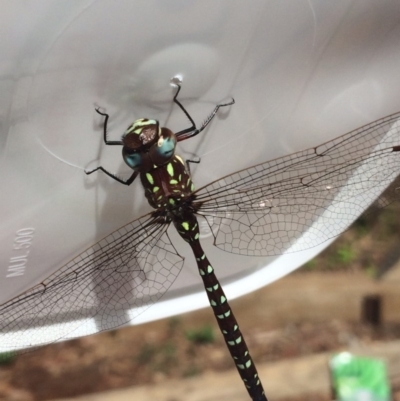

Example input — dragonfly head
[122,119,177,171]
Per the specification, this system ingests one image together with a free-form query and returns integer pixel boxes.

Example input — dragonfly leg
[95,108,123,146]
[186,157,201,175]
[85,167,138,186]
[173,83,235,142]
[87,109,137,185]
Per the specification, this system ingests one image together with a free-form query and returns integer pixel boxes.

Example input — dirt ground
[1,206,400,401]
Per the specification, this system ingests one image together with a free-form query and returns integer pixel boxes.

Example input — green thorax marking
[140,155,194,210]
[167,163,174,177]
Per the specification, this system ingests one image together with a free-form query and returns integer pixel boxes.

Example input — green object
[185,325,214,344]
[330,353,391,401]
[0,352,14,365]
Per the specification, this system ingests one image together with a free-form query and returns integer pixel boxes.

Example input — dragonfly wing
[194,112,400,256]
[0,213,183,352]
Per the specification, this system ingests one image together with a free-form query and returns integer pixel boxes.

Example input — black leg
[85,167,139,186]
[186,157,200,175]
[172,84,196,136]
[172,84,235,142]
[88,108,137,185]
[95,108,123,146]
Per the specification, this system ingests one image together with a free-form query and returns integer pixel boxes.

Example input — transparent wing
[0,213,183,352]
[194,112,400,256]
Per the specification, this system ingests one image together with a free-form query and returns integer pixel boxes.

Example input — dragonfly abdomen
[174,213,267,401]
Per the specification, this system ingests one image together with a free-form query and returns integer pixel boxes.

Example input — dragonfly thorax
[141,155,195,210]
[122,118,177,172]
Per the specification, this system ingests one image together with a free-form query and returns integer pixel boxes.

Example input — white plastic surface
[2,0,400,350]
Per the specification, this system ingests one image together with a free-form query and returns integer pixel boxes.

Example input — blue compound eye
[122,148,142,170]
[157,135,175,157]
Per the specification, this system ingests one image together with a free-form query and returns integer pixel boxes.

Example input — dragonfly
[1,81,400,401]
